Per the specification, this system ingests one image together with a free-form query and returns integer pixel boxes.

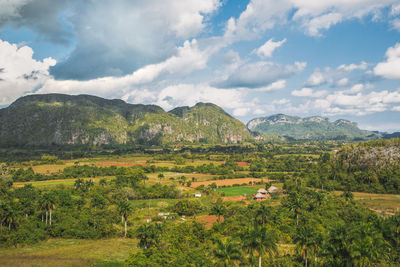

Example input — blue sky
[1,0,400,132]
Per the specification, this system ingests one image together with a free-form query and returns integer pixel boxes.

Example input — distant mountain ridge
[247,114,380,140]
[0,94,253,147]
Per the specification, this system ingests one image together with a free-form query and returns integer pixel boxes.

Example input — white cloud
[255,80,286,92]
[305,69,326,87]
[391,3,400,15]
[225,0,398,40]
[224,0,292,41]
[233,107,251,117]
[153,83,250,111]
[391,19,400,31]
[360,122,400,133]
[254,38,287,58]
[272,98,290,105]
[291,87,328,98]
[0,39,56,105]
[336,78,349,87]
[215,61,306,89]
[291,0,397,36]
[344,83,373,94]
[305,61,371,88]
[304,89,400,116]
[130,39,209,84]
[337,61,368,72]
[50,0,221,79]
[374,43,400,79]
[305,13,342,37]
[37,39,212,98]
[253,108,266,115]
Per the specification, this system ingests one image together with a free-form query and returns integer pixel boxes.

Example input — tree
[118,201,132,238]
[210,199,226,223]
[136,223,164,249]
[213,238,242,266]
[158,173,164,184]
[255,203,271,226]
[99,178,107,187]
[283,191,304,225]
[295,225,321,267]
[242,224,277,267]
[39,193,56,225]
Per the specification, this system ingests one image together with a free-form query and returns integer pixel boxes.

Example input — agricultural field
[216,186,258,196]
[0,238,137,267]
[1,141,399,266]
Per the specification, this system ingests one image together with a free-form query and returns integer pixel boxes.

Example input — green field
[216,186,258,196]
[0,238,137,267]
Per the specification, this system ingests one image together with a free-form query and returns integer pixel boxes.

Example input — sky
[0,0,400,132]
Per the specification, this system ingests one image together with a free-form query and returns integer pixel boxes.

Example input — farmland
[1,141,399,266]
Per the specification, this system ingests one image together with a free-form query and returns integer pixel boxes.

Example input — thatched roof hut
[267,185,280,193]
[258,188,268,194]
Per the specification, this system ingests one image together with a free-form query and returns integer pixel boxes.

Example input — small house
[257,188,268,194]
[194,193,202,198]
[254,192,267,200]
[267,185,280,194]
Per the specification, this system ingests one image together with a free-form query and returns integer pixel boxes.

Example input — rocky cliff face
[0,94,253,147]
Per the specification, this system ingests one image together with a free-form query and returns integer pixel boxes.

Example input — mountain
[0,94,253,147]
[247,114,380,140]
[383,132,400,139]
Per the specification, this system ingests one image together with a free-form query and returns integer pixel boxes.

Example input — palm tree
[255,203,271,226]
[213,238,242,266]
[118,201,132,238]
[142,175,149,185]
[285,191,304,225]
[158,173,164,184]
[40,193,56,225]
[210,199,226,223]
[350,223,389,266]
[295,225,321,267]
[242,224,277,267]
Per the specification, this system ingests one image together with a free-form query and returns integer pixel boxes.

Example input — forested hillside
[306,138,400,193]
[0,94,253,147]
[247,114,379,140]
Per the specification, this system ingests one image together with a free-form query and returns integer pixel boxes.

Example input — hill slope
[0,94,253,147]
[247,114,379,140]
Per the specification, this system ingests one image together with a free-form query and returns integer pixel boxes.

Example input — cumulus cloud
[305,13,342,37]
[391,19,400,31]
[36,39,212,98]
[291,0,398,36]
[120,83,256,117]
[224,0,292,41]
[255,80,286,92]
[305,61,371,88]
[298,88,400,116]
[374,43,400,79]
[214,61,306,89]
[291,87,328,98]
[0,0,75,44]
[254,38,287,58]
[48,0,220,79]
[0,39,56,105]
[337,61,368,72]
[225,0,398,40]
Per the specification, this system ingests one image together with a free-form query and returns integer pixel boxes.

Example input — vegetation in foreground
[0,140,399,266]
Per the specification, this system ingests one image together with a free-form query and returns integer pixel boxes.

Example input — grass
[13,176,115,188]
[216,186,258,196]
[331,191,400,215]
[0,238,137,267]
